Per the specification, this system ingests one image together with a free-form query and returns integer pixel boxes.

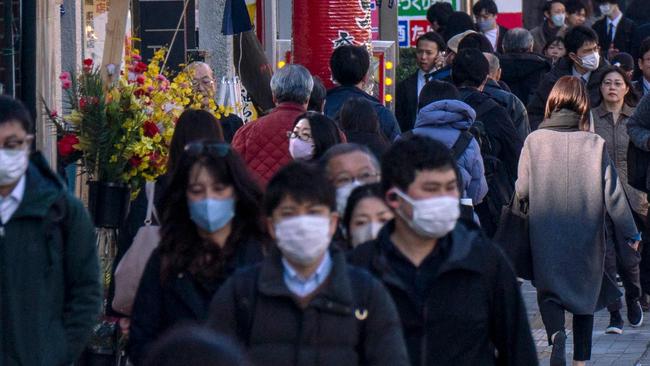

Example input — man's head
[0,96,34,191]
[503,28,534,53]
[543,0,567,28]
[472,0,499,33]
[452,48,490,89]
[265,161,338,267]
[638,38,650,82]
[597,0,620,18]
[308,76,327,112]
[565,0,587,27]
[330,45,370,87]
[565,25,600,73]
[418,80,460,109]
[270,64,314,106]
[610,52,635,79]
[185,62,216,98]
[416,32,446,73]
[457,32,494,53]
[382,135,460,239]
[483,52,501,81]
[426,2,454,33]
[321,143,381,215]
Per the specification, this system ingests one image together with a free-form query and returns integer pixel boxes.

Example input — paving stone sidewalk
[522,282,650,365]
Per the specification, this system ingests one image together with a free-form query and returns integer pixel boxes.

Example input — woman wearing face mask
[516,76,639,366]
[288,112,344,161]
[592,66,646,335]
[531,0,568,54]
[343,183,394,248]
[128,141,268,365]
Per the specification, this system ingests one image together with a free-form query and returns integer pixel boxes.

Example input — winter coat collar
[327,85,381,105]
[594,103,635,119]
[12,152,65,220]
[367,220,484,292]
[539,108,583,132]
[272,102,307,113]
[415,100,476,130]
[258,247,355,308]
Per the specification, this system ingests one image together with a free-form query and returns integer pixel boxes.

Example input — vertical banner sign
[397,0,457,48]
[293,0,373,88]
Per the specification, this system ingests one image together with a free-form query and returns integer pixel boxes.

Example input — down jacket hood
[414,100,476,130]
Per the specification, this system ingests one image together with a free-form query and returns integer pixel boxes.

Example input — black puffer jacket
[207,248,410,366]
[349,221,538,366]
[498,52,551,106]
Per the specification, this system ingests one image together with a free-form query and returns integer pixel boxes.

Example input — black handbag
[492,194,533,280]
[627,141,650,194]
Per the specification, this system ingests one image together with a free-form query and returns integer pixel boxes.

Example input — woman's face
[186,163,235,203]
[545,41,566,62]
[292,119,312,142]
[601,71,629,105]
[349,197,393,246]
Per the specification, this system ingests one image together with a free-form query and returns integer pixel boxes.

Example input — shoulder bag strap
[144,181,158,225]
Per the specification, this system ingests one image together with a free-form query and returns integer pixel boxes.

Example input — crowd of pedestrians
[6,0,650,365]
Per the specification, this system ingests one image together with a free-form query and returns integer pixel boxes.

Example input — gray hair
[483,52,500,76]
[319,143,380,172]
[270,64,314,104]
[502,28,534,53]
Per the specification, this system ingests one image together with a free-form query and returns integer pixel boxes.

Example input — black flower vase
[87,181,130,228]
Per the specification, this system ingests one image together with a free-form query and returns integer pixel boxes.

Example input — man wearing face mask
[472,0,508,54]
[531,0,569,54]
[0,96,101,365]
[349,135,537,366]
[528,25,608,129]
[207,162,409,366]
[592,0,637,60]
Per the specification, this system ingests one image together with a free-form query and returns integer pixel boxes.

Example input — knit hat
[452,48,490,86]
[447,30,477,54]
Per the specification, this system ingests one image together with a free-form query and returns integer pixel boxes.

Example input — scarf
[542,21,561,43]
[538,109,583,132]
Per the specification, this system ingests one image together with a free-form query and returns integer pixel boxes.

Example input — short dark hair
[472,0,499,16]
[292,112,343,160]
[418,80,460,109]
[265,161,336,215]
[542,36,566,55]
[452,48,489,88]
[342,183,384,236]
[543,0,566,13]
[426,2,454,28]
[330,45,370,86]
[168,109,224,172]
[339,97,381,134]
[565,0,586,14]
[381,135,457,194]
[416,32,447,52]
[639,37,650,60]
[564,25,599,54]
[0,96,33,132]
[595,0,619,4]
[308,76,327,112]
[443,12,477,42]
[457,32,495,53]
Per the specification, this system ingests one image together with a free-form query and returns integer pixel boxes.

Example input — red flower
[136,75,146,85]
[78,97,87,109]
[62,79,72,90]
[57,134,79,157]
[148,151,163,167]
[129,156,142,168]
[134,88,146,97]
[83,58,94,67]
[59,71,71,81]
[50,110,58,118]
[134,62,148,74]
[132,54,142,61]
[143,121,159,137]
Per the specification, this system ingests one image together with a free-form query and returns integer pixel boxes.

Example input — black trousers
[538,295,594,361]
[605,214,642,311]
[636,212,650,296]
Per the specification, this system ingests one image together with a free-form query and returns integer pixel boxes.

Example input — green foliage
[397,48,418,83]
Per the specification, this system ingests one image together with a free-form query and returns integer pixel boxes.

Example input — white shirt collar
[0,175,26,224]
[572,66,591,81]
[643,78,650,94]
[484,27,499,50]
[608,12,623,28]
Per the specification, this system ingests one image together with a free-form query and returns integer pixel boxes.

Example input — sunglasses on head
[184,141,230,157]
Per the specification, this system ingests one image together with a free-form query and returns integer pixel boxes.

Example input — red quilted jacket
[232,103,306,185]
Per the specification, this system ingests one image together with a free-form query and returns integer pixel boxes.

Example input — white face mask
[274,215,331,265]
[336,180,363,215]
[580,51,600,71]
[599,4,612,16]
[394,189,460,239]
[289,138,314,160]
[0,148,29,186]
[551,13,566,27]
[350,221,384,247]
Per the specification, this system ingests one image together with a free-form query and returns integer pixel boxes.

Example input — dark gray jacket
[483,79,531,141]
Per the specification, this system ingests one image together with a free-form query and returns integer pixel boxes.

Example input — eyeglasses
[333,171,380,188]
[191,77,215,89]
[602,80,626,88]
[184,141,230,157]
[287,130,312,142]
[0,135,34,150]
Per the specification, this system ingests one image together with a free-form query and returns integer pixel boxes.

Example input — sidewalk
[522,282,650,365]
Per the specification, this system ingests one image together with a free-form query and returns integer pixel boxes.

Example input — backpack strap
[451,131,474,160]
[347,267,374,364]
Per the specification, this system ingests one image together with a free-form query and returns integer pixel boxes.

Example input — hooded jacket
[409,100,488,204]
[0,153,101,366]
[325,86,401,141]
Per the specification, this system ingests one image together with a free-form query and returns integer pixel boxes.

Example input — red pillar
[292,0,372,89]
